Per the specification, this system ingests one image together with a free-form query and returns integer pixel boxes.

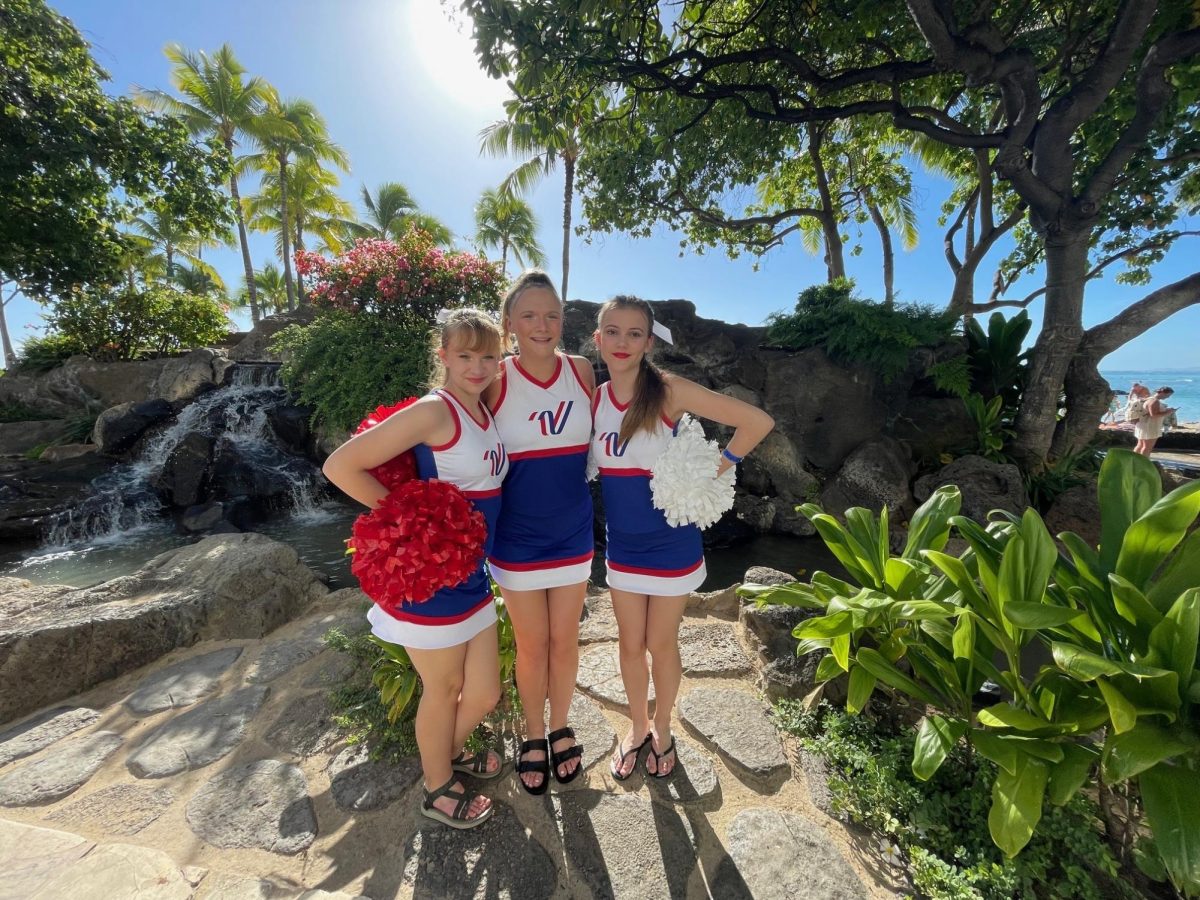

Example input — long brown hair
[426,308,504,389]
[501,269,560,353]
[598,295,668,442]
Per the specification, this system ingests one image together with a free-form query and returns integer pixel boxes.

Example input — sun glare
[404,1,511,112]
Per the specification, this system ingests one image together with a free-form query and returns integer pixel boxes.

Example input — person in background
[1102,390,1122,425]
[1134,386,1177,457]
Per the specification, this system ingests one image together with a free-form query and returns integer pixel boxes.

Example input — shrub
[0,400,57,422]
[295,229,503,323]
[11,332,85,373]
[42,285,230,360]
[766,278,956,382]
[272,312,432,433]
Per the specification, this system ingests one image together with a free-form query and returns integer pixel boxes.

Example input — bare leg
[452,622,502,767]
[547,581,587,779]
[407,641,490,820]
[610,587,652,777]
[502,588,551,790]
[644,594,688,776]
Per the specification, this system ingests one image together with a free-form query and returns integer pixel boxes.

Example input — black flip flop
[610,732,651,781]
[548,726,584,785]
[647,736,677,779]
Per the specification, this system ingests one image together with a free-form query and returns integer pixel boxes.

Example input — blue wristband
[721,448,744,465]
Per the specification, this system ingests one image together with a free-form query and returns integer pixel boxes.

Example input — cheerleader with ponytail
[593,296,774,780]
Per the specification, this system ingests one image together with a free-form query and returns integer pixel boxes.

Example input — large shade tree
[137,44,284,324]
[0,0,229,367]
[465,0,1200,468]
[473,187,547,276]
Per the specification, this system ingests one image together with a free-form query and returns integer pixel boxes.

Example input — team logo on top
[600,431,630,457]
[483,443,508,476]
[528,400,574,436]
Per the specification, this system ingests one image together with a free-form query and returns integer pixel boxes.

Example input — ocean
[1100,369,1200,424]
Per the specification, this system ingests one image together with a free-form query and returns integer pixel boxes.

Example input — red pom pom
[355,398,420,490]
[349,479,488,607]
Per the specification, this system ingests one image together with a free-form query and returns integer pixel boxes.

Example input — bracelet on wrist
[721,448,744,465]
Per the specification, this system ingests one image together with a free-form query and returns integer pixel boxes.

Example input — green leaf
[1098,449,1162,576]
[855,647,941,707]
[971,729,1019,774]
[1117,479,1200,589]
[1108,573,1164,631]
[923,550,990,614]
[977,703,1051,732]
[1003,601,1086,629]
[892,599,957,620]
[1058,531,1105,590]
[989,754,1048,858]
[1103,723,1190,782]
[913,714,967,781]
[846,665,876,714]
[902,485,961,559]
[884,557,925,600]
[1098,679,1138,733]
[814,653,845,682]
[738,582,825,609]
[795,610,857,640]
[1147,529,1200,613]
[998,509,1057,611]
[1047,743,1097,806]
[1140,763,1200,891]
[1148,588,1200,690]
[952,613,975,661]
[1052,643,1123,680]
[831,633,851,671]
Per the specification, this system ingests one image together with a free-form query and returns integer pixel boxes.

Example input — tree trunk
[226,138,260,325]
[561,153,575,301]
[866,201,894,305]
[166,244,175,281]
[1012,232,1091,468]
[295,222,308,305]
[1054,355,1111,458]
[0,287,16,369]
[278,153,296,312]
[501,239,509,278]
[807,124,845,281]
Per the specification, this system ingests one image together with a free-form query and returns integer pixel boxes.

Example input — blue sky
[10,0,1199,370]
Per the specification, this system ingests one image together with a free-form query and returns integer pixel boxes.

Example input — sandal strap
[551,745,583,764]
[547,726,575,744]
[519,738,549,754]
[422,776,465,809]
[653,737,676,761]
[517,738,550,775]
[452,749,495,773]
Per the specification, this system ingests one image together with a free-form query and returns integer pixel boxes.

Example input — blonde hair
[501,270,561,352]
[426,308,504,389]
[597,295,668,442]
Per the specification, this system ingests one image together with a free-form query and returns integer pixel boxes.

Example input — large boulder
[891,396,977,463]
[229,307,318,362]
[1044,482,1102,547]
[819,436,915,518]
[148,348,235,402]
[155,432,215,507]
[0,533,328,725]
[92,400,174,456]
[0,420,74,458]
[913,454,1030,522]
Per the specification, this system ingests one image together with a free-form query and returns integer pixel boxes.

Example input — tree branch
[1080,270,1200,358]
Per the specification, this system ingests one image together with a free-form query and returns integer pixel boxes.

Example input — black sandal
[647,736,677,779]
[610,732,650,781]
[548,726,584,785]
[451,748,503,780]
[420,776,492,829]
[516,738,550,796]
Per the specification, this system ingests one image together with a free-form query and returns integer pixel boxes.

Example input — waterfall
[44,363,325,546]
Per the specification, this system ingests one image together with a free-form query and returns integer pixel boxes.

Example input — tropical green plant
[242,94,348,309]
[0,401,58,422]
[11,332,85,373]
[235,263,288,316]
[346,182,453,247]
[765,279,956,382]
[137,43,283,323]
[132,204,228,282]
[742,450,1200,892]
[962,392,1014,463]
[966,311,1031,415]
[473,188,546,276]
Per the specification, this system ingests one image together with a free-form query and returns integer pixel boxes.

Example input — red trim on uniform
[508,443,590,461]
[428,394,461,451]
[490,362,509,414]
[566,355,591,393]
[461,487,502,499]
[513,354,561,389]
[607,382,630,412]
[488,551,594,572]
[438,388,491,431]
[376,592,493,624]
[662,414,677,429]
[608,558,704,578]
[590,387,602,419]
[598,466,652,477]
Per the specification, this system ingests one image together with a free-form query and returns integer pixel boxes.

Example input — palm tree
[237,263,289,315]
[479,97,593,300]
[347,182,453,246]
[243,94,347,309]
[248,159,355,300]
[474,188,546,277]
[133,206,227,281]
[136,44,283,324]
[172,264,227,297]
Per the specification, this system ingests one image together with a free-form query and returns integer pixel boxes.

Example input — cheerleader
[322,309,507,829]
[593,296,774,779]
[485,271,594,794]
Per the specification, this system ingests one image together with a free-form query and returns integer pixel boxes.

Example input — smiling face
[507,287,563,358]
[438,334,501,398]
[595,305,653,374]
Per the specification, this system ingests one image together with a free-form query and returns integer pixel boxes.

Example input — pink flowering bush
[295,228,502,322]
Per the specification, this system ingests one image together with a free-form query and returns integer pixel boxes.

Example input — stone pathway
[0,587,900,899]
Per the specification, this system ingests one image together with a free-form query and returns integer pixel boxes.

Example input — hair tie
[435,308,453,324]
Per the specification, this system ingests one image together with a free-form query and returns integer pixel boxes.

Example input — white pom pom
[650,415,736,528]
[585,443,599,482]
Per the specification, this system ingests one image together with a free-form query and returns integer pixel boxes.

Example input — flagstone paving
[0,588,899,898]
